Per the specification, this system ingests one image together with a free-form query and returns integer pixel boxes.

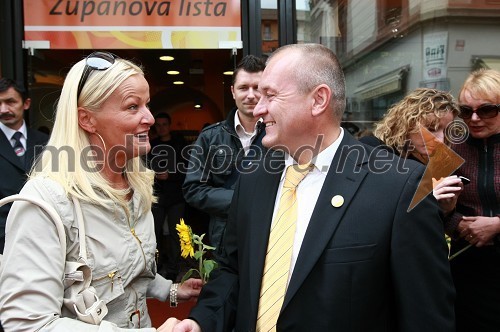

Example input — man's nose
[248,87,259,99]
[0,103,9,113]
[253,99,265,117]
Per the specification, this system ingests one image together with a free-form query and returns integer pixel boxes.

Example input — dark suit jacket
[189,133,455,331]
[0,128,48,252]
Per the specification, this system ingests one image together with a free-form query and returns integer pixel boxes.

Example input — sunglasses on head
[458,104,500,119]
[77,51,118,100]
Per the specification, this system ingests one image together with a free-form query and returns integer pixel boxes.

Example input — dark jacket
[147,133,188,207]
[188,132,455,332]
[445,133,500,238]
[0,127,48,253]
[445,133,500,331]
[182,108,266,257]
[359,135,421,163]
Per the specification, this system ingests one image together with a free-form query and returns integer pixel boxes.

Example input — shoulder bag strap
[71,197,87,262]
[0,194,67,259]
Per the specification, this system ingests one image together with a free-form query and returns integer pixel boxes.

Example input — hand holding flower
[177,278,203,302]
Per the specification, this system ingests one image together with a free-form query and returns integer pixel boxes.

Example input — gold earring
[94,132,107,153]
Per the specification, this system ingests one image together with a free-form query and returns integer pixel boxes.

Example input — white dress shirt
[0,121,27,151]
[234,110,262,155]
[270,128,345,283]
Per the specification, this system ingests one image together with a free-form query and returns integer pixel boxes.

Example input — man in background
[148,112,188,281]
[183,55,266,261]
[0,78,48,253]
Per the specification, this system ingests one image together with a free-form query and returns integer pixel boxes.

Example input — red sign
[24,0,242,49]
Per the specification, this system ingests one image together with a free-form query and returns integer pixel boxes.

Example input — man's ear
[77,107,96,133]
[23,98,31,112]
[230,85,236,100]
[311,84,331,117]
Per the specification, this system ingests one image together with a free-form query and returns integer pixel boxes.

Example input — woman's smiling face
[92,74,154,166]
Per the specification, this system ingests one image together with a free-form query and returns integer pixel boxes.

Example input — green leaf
[203,259,218,280]
[180,268,197,284]
[203,244,216,251]
[194,251,203,260]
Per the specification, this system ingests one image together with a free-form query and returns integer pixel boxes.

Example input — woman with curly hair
[360,88,462,214]
[361,88,459,164]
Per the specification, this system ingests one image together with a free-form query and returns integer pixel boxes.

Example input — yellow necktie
[256,163,313,332]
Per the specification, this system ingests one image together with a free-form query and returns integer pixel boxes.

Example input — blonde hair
[459,68,500,103]
[374,88,459,155]
[31,56,155,214]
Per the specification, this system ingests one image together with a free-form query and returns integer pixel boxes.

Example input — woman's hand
[177,278,203,302]
[157,317,181,332]
[156,317,202,332]
[459,216,500,247]
[172,319,202,332]
[432,176,463,216]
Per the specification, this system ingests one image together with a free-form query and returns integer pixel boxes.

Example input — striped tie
[256,163,313,332]
[12,131,26,165]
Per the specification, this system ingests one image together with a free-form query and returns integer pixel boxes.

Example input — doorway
[27,48,241,138]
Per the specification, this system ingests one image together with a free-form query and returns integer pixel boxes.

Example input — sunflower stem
[198,242,204,283]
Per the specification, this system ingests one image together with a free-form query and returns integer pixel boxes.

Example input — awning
[355,66,409,100]
[478,57,500,71]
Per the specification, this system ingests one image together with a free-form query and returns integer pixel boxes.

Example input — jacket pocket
[91,267,125,305]
[210,147,234,175]
[322,244,377,264]
[209,217,226,256]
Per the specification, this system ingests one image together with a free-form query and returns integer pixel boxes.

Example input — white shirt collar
[234,110,262,137]
[0,121,27,141]
[282,127,344,179]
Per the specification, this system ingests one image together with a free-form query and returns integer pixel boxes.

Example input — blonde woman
[444,69,500,332]
[0,52,202,331]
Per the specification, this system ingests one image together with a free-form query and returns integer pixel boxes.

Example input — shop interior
[27,48,243,141]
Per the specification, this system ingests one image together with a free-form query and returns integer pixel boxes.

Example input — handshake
[157,278,204,332]
[157,318,201,332]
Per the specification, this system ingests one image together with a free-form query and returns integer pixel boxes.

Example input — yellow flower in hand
[176,218,218,283]
[176,218,194,258]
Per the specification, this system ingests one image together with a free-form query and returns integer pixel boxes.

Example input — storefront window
[297,0,500,135]
[261,0,279,56]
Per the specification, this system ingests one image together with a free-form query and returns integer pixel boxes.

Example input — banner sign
[24,0,242,49]
[423,32,448,81]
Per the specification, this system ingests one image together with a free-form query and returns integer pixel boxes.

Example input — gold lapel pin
[331,195,344,208]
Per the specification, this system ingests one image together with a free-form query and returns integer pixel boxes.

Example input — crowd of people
[0,44,498,331]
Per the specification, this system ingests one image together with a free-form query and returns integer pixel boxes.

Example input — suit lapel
[25,128,45,171]
[0,130,25,171]
[283,135,369,309]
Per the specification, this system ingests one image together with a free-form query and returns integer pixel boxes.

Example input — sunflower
[176,218,194,258]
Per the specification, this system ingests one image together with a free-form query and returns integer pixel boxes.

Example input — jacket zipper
[127,205,147,272]
[93,270,120,293]
[479,142,495,217]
